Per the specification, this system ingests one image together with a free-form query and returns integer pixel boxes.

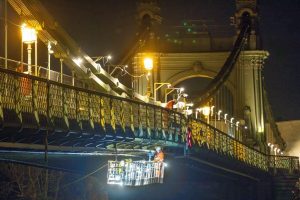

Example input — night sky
[2,0,300,121]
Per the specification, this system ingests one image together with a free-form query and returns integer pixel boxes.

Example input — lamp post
[196,108,202,119]
[154,82,171,102]
[60,58,64,83]
[217,110,222,131]
[21,24,37,75]
[230,117,234,137]
[144,57,153,97]
[47,41,54,80]
[236,121,240,139]
[210,106,216,127]
[202,106,210,124]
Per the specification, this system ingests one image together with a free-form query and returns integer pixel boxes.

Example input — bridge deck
[0,67,298,176]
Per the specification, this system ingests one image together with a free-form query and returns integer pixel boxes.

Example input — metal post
[60,58,63,83]
[47,42,51,80]
[35,40,37,76]
[4,0,8,69]
[21,40,23,71]
[214,113,216,128]
[72,70,75,86]
[27,44,32,74]
[45,82,50,162]
[146,73,151,97]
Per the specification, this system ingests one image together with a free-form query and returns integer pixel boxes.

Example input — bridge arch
[165,68,236,99]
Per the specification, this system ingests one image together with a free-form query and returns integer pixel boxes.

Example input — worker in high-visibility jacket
[153,146,164,183]
[154,146,164,162]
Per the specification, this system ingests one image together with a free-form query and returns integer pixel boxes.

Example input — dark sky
[2,0,300,121]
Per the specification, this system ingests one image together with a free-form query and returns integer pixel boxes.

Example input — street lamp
[224,113,228,124]
[195,108,202,119]
[218,110,222,120]
[144,57,153,97]
[210,106,215,117]
[202,106,210,124]
[21,23,37,75]
[154,82,171,102]
[230,117,234,127]
[47,41,54,80]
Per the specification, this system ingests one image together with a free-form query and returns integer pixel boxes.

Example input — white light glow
[73,57,83,66]
[268,143,271,147]
[144,57,153,70]
[202,106,210,116]
[21,23,37,44]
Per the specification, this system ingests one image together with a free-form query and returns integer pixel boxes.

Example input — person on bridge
[165,99,176,110]
[154,146,164,162]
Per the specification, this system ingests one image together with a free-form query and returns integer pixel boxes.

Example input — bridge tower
[133,1,275,152]
[234,0,268,150]
[134,0,162,96]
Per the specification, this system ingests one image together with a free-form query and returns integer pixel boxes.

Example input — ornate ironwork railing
[0,67,298,174]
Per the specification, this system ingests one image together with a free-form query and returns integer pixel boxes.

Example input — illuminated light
[230,118,234,123]
[144,57,153,71]
[175,101,185,109]
[164,163,168,167]
[210,106,215,116]
[180,87,185,92]
[271,144,274,148]
[217,110,222,120]
[79,107,85,111]
[202,106,210,116]
[245,126,248,129]
[274,147,277,152]
[281,152,283,155]
[73,57,83,66]
[268,143,271,147]
[183,93,188,98]
[107,55,112,60]
[277,149,280,153]
[236,121,240,126]
[21,23,37,44]
[224,114,228,119]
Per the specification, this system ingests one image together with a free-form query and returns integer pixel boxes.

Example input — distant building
[277,120,300,157]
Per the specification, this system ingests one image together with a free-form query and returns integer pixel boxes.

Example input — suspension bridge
[0,0,299,199]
